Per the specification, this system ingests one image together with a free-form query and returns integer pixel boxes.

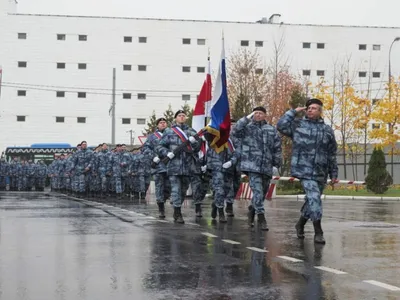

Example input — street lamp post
[388,37,400,177]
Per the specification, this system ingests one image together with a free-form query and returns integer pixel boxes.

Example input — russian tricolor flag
[206,38,231,153]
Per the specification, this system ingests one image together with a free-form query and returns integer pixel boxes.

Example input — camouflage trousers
[300,179,324,222]
[248,172,271,214]
[211,171,234,208]
[232,169,241,200]
[89,174,101,192]
[154,173,171,203]
[191,175,207,205]
[35,177,46,189]
[76,174,87,193]
[169,175,191,208]
[113,176,123,194]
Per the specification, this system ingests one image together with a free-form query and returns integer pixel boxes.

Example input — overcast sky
[16,0,400,27]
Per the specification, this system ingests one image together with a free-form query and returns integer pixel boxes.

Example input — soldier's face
[175,113,186,124]
[122,146,127,151]
[253,111,266,122]
[81,143,87,149]
[306,104,322,120]
[102,144,108,150]
[158,121,167,130]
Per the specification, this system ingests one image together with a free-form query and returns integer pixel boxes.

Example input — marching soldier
[157,110,201,224]
[232,107,282,230]
[277,98,338,244]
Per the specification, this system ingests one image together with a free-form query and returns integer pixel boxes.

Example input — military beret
[156,117,167,125]
[253,106,266,114]
[174,110,186,118]
[306,98,323,107]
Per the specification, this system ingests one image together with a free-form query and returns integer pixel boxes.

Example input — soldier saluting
[277,98,338,244]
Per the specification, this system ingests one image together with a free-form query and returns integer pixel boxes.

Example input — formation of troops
[0,99,338,244]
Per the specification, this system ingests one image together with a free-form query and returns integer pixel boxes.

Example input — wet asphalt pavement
[0,192,399,300]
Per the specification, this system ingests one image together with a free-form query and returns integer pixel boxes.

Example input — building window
[358,71,367,78]
[317,70,325,76]
[17,90,26,97]
[123,64,132,71]
[372,72,381,78]
[359,44,367,50]
[255,41,264,47]
[122,118,131,124]
[77,117,86,123]
[255,68,263,75]
[124,36,132,43]
[138,65,147,71]
[373,44,381,51]
[78,63,87,70]
[78,35,87,41]
[197,39,206,45]
[123,93,132,99]
[18,33,27,40]
[77,92,86,98]
[197,67,205,73]
[302,70,311,76]
[57,34,66,41]
[138,36,147,43]
[182,38,191,45]
[137,93,146,100]
[56,116,65,123]
[17,116,26,122]
[18,61,27,68]
[57,62,66,69]
[302,42,311,49]
[241,40,249,46]
[182,66,191,72]
[372,123,380,129]
[317,43,325,49]
[182,94,191,101]
[137,118,146,125]
[56,91,65,98]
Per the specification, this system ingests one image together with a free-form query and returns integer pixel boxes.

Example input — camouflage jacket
[277,109,338,183]
[142,130,167,174]
[206,136,241,173]
[72,149,94,175]
[156,123,201,176]
[232,117,282,176]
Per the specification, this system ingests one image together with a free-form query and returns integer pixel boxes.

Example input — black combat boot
[218,208,227,223]
[173,207,184,224]
[211,203,217,219]
[295,216,308,239]
[195,204,202,218]
[140,192,146,200]
[225,203,234,217]
[257,214,269,231]
[313,220,326,244]
[158,202,165,219]
[248,205,255,227]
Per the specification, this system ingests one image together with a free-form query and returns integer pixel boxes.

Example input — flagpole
[111,68,116,145]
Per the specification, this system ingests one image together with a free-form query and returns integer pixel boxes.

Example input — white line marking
[246,247,268,253]
[186,222,200,226]
[201,232,218,238]
[222,239,241,245]
[157,220,169,223]
[314,266,347,274]
[363,280,400,291]
[277,256,303,262]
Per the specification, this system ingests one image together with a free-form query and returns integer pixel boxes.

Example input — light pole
[126,130,135,146]
[388,37,400,177]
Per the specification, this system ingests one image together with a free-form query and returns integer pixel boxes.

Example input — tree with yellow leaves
[370,77,400,177]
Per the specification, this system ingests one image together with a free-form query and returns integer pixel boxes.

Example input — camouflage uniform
[233,116,282,228]
[277,109,338,222]
[157,123,201,222]
[71,148,94,194]
[35,161,48,191]
[143,130,171,203]
[97,149,112,196]
[0,159,9,190]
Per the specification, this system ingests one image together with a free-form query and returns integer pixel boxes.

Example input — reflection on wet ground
[0,191,399,299]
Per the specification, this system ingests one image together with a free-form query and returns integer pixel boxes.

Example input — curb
[275,195,400,201]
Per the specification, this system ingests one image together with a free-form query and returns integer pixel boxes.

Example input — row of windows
[16,90,195,101]
[301,42,381,51]
[16,116,146,124]
[18,33,207,46]
[301,69,382,78]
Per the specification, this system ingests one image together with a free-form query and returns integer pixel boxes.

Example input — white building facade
[1,0,400,151]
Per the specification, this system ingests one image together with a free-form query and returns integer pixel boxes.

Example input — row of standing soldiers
[0,158,48,191]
